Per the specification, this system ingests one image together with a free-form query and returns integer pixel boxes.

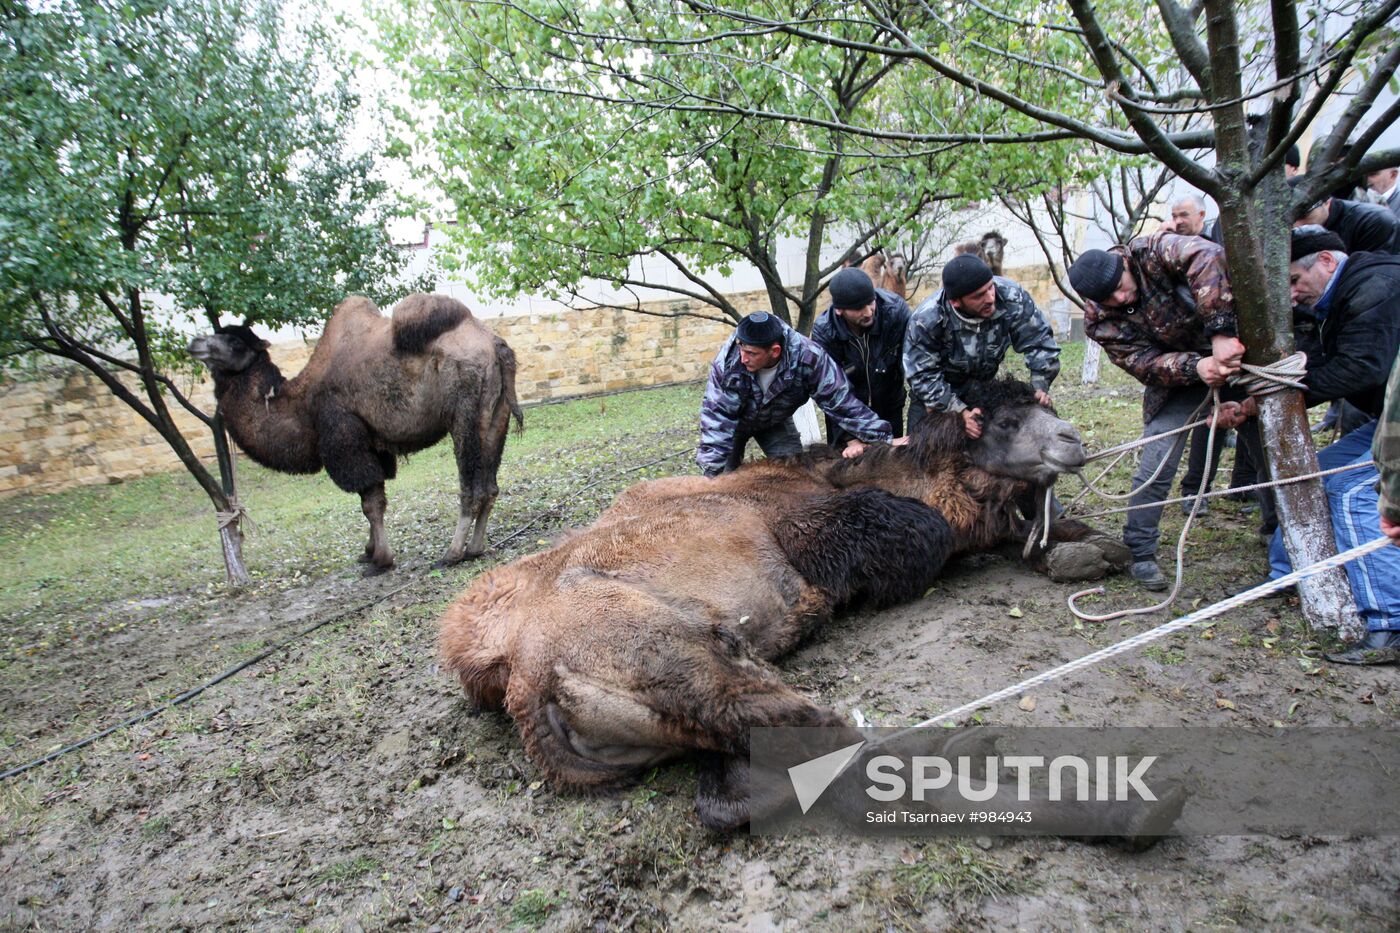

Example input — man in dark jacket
[1292,181,1400,255]
[810,267,912,448]
[1070,232,1259,591]
[903,254,1060,439]
[1239,227,1400,661]
[696,312,894,476]
[1363,166,1399,219]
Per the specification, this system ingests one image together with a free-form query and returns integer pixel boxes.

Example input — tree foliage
[0,0,418,582]
[381,0,1075,331]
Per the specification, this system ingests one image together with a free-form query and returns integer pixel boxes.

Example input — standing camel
[189,294,522,572]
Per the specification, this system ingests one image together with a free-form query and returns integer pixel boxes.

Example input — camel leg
[316,408,394,571]
[440,382,512,565]
[359,485,393,573]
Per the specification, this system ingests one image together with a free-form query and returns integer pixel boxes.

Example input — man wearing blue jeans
[1254,227,1400,663]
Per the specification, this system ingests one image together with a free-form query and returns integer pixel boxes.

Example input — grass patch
[139,815,171,838]
[510,888,563,928]
[316,855,379,885]
[865,843,1030,921]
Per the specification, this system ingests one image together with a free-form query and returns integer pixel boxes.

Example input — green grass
[0,383,704,652]
[509,888,564,928]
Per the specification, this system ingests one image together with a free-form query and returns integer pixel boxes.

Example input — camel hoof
[361,561,394,578]
[1045,541,1111,582]
[1084,533,1134,570]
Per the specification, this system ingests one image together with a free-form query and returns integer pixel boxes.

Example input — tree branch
[1261,0,1400,186]
[1154,0,1214,97]
[1066,0,1218,192]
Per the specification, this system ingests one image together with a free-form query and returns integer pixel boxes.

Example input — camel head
[187,325,269,375]
[960,379,1085,485]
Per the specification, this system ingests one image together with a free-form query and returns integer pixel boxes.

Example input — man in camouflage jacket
[1069,231,1255,591]
[903,255,1060,438]
[697,312,893,477]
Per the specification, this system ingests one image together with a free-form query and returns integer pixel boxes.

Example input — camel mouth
[1041,451,1086,475]
[186,336,214,360]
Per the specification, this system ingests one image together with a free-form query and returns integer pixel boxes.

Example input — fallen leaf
[1358,692,1375,705]
[1215,698,1237,710]
[1265,619,1281,634]
[137,753,151,762]
[1018,696,1037,712]
[1008,607,1024,619]
[1286,701,1300,718]
[899,848,921,865]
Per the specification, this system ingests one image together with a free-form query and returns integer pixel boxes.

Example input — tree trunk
[1214,189,1363,640]
[212,417,253,587]
[1081,340,1101,385]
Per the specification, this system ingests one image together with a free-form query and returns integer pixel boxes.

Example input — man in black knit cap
[697,311,895,476]
[903,254,1060,438]
[811,266,913,449]
[1069,232,1259,591]
[1291,177,1400,255]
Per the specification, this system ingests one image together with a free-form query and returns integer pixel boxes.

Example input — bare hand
[1196,355,1234,387]
[1034,389,1053,407]
[1211,335,1246,372]
[890,436,911,447]
[1239,396,1259,420]
[842,439,868,459]
[962,408,983,439]
[1212,401,1246,429]
[1382,513,1400,544]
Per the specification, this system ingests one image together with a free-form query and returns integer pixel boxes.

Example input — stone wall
[0,263,1066,498]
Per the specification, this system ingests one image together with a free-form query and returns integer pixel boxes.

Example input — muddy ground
[1,379,1397,931]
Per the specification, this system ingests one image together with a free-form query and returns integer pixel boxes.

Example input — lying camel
[439,381,1144,830]
[189,294,522,572]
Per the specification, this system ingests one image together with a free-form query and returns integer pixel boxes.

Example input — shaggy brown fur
[189,294,523,571]
[438,381,1132,826]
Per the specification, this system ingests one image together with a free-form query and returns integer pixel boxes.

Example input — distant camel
[858,248,909,298]
[953,230,1008,276]
[189,294,522,572]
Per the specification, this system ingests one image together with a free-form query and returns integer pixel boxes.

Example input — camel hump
[391,293,473,354]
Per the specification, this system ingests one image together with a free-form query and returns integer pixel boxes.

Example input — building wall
[0,263,1064,498]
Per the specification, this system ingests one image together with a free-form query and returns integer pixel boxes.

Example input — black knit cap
[735,311,783,347]
[1068,249,1125,303]
[941,254,994,300]
[1290,224,1347,262]
[828,267,876,309]
[1285,144,1301,168]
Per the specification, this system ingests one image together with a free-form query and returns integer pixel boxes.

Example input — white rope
[1068,460,1376,521]
[910,536,1393,728]
[1053,351,1315,622]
